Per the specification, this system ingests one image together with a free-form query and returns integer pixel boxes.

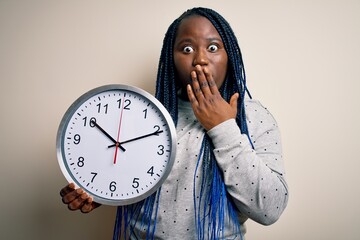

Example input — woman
[61,7,289,239]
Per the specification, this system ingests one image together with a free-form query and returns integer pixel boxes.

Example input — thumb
[229,93,239,110]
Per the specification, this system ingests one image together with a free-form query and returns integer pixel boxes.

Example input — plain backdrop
[1,0,359,239]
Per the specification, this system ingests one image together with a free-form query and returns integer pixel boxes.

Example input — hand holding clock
[60,183,101,213]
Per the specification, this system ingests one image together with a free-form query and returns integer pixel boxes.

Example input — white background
[0,0,359,239]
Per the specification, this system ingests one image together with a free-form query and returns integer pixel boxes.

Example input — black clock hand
[107,130,164,148]
[91,120,126,151]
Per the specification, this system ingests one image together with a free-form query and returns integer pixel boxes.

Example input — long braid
[155,19,179,125]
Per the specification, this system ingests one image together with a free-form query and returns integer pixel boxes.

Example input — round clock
[56,84,176,206]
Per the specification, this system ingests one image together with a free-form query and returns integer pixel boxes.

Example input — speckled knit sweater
[131,98,289,239]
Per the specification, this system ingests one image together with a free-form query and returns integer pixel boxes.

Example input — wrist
[207,118,240,147]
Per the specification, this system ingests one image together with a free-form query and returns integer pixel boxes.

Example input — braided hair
[114,7,252,240]
[155,7,252,240]
[156,7,251,134]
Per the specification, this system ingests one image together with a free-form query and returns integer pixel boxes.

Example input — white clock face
[56,85,176,206]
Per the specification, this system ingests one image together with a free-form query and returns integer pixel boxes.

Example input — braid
[155,19,179,125]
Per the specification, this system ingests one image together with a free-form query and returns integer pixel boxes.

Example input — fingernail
[76,188,84,194]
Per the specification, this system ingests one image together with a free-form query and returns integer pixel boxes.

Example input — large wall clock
[56,84,176,206]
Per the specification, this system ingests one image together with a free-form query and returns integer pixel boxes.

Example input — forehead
[175,15,221,40]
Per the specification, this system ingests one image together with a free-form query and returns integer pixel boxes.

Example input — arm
[187,66,288,225]
[207,102,288,225]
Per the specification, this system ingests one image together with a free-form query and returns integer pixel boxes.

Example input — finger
[194,65,211,96]
[81,198,101,213]
[62,188,84,204]
[190,70,203,99]
[81,197,94,213]
[230,93,239,111]
[60,183,75,197]
[203,67,219,94]
[68,192,88,211]
[187,84,199,105]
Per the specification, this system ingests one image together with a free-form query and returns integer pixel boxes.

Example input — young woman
[60,7,289,239]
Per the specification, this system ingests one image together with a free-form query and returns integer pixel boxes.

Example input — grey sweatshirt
[133,98,289,239]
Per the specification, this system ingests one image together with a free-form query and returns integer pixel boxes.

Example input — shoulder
[245,98,270,114]
[244,98,280,137]
[244,99,277,122]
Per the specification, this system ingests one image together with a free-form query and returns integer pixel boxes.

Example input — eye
[208,44,219,52]
[183,46,194,53]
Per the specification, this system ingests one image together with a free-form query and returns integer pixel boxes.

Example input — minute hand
[107,130,164,148]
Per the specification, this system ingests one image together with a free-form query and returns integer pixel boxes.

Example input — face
[173,15,228,91]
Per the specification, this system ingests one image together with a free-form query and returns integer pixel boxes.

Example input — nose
[192,49,209,66]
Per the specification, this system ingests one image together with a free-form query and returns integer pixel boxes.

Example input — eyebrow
[175,37,223,45]
[206,37,223,42]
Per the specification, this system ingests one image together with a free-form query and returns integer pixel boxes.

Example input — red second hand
[113,96,125,164]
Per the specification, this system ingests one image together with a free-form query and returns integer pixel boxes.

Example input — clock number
[143,109,147,119]
[132,178,140,189]
[83,116,96,127]
[96,103,108,114]
[109,181,116,192]
[89,118,96,127]
[117,99,131,110]
[153,125,160,132]
[73,134,81,144]
[157,145,164,155]
[147,166,154,176]
[77,157,85,167]
[90,172,97,182]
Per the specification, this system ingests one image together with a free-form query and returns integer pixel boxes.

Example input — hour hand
[107,129,163,148]
[91,120,126,151]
